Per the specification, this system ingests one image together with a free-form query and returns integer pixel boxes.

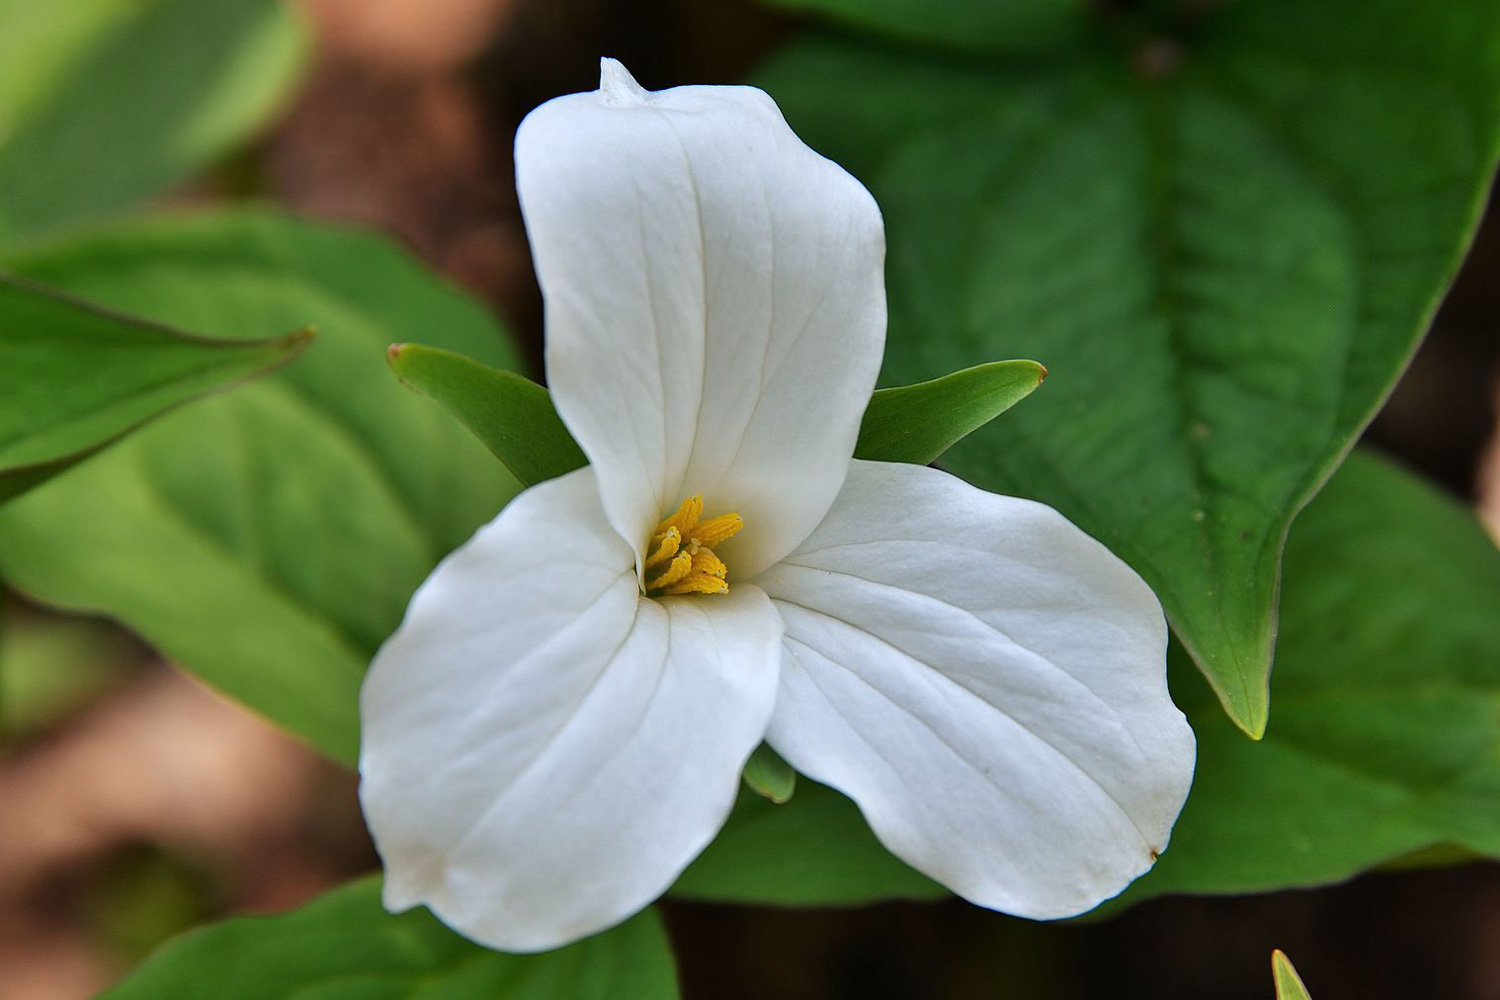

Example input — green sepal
[742,742,797,804]
[0,273,312,503]
[387,343,587,488]
[390,348,1045,485]
[853,359,1046,465]
[1272,951,1313,1000]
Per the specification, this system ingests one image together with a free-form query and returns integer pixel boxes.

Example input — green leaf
[98,877,680,1000]
[1108,450,1500,905]
[387,343,588,488]
[673,779,945,905]
[1272,951,1313,1000]
[0,0,310,245]
[853,359,1045,465]
[756,0,1085,55]
[0,212,523,764]
[741,743,797,804]
[760,0,1500,735]
[0,274,310,503]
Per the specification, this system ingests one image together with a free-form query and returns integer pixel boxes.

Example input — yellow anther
[689,513,743,548]
[661,572,730,596]
[690,547,727,579]
[646,550,693,592]
[644,527,681,569]
[645,495,743,599]
[655,495,703,537]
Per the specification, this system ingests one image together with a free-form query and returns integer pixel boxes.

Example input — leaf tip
[1235,701,1269,740]
[1272,950,1312,999]
[1220,676,1270,739]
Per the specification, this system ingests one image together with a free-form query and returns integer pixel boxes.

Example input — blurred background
[3,0,1500,997]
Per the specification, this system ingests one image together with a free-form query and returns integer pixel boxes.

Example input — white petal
[756,460,1196,918]
[359,469,783,952]
[515,59,885,576]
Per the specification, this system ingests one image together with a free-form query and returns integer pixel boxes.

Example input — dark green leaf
[1272,951,1313,1000]
[756,0,1085,55]
[741,743,797,804]
[0,274,309,502]
[673,779,944,905]
[853,359,1045,465]
[387,343,587,487]
[0,0,309,244]
[761,0,1500,734]
[0,212,524,764]
[1110,450,1500,905]
[98,877,680,1000]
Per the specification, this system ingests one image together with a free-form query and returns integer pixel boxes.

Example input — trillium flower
[360,59,1196,953]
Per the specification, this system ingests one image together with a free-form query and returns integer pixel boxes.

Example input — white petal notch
[361,58,1195,955]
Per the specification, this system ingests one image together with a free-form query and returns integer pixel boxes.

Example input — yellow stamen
[643,494,743,599]
[689,513,743,549]
[646,550,693,591]
[655,495,703,537]
[644,527,681,569]
[662,572,730,596]
[690,547,727,579]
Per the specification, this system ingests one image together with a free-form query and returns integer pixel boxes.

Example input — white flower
[359,59,1195,953]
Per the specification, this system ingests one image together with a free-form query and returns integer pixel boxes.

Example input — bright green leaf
[98,877,680,1000]
[387,343,587,487]
[673,779,944,905]
[756,0,1085,55]
[1272,950,1313,1000]
[1109,450,1500,905]
[0,212,523,764]
[760,0,1500,735]
[0,274,310,502]
[0,0,310,244]
[853,359,1045,465]
[741,743,797,804]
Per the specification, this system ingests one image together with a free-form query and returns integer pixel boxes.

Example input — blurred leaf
[755,0,1085,54]
[854,359,1046,465]
[1272,951,1313,1000]
[90,846,216,965]
[1110,450,1500,904]
[0,274,309,502]
[741,743,796,804]
[0,212,523,765]
[673,779,944,905]
[0,601,138,741]
[387,343,588,487]
[761,0,1500,735]
[0,0,310,244]
[98,877,680,1000]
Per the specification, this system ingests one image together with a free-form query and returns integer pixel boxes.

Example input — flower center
[642,495,743,597]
